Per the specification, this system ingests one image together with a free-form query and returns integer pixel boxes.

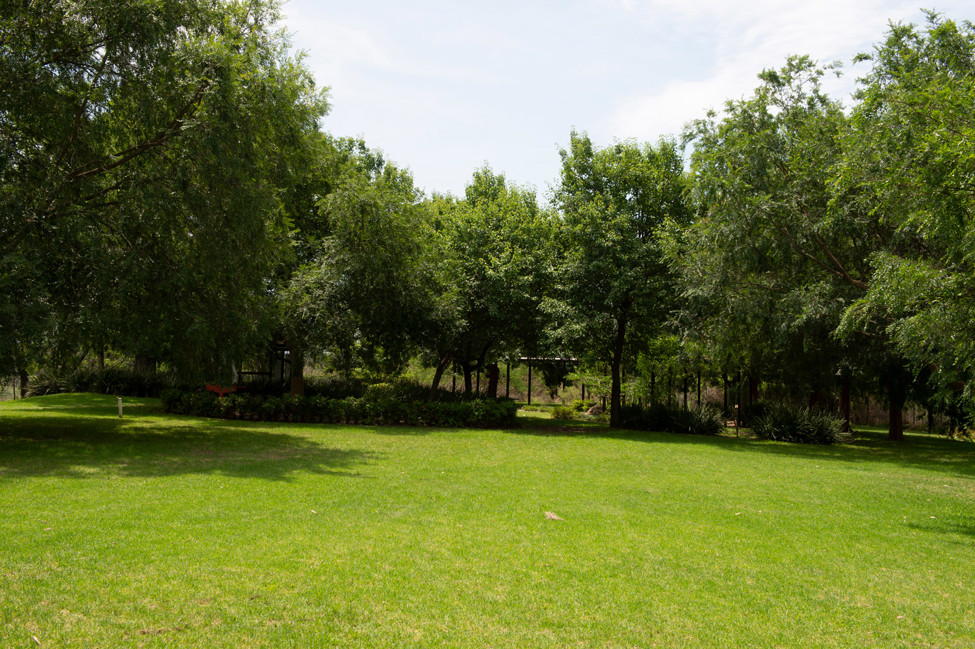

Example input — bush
[67,366,170,397]
[27,366,170,398]
[303,376,366,399]
[737,401,768,427]
[159,388,518,428]
[24,368,67,397]
[671,406,725,436]
[570,399,597,413]
[551,405,575,420]
[751,405,844,445]
[619,403,725,436]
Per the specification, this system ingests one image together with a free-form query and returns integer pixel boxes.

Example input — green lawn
[1,394,973,648]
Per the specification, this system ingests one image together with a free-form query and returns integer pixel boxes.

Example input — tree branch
[67,75,211,182]
[774,224,868,290]
[809,230,868,290]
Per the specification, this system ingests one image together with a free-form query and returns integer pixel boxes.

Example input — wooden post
[737,370,743,421]
[697,370,701,408]
[840,372,851,432]
[723,373,728,417]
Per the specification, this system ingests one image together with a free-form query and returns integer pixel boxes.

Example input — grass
[1,394,974,648]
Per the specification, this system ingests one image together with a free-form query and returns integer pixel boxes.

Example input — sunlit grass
[1,394,973,647]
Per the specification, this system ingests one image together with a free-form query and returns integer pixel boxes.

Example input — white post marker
[117,396,123,419]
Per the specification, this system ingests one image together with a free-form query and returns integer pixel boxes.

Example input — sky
[281,1,971,200]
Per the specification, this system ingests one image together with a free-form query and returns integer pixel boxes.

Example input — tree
[0,0,327,381]
[280,138,444,381]
[680,55,920,440]
[835,13,975,426]
[425,167,555,396]
[318,156,436,375]
[552,132,690,427]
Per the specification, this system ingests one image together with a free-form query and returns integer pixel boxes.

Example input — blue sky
[282,1,971,200]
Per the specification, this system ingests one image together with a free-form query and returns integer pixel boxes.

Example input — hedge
[160,389,518,428]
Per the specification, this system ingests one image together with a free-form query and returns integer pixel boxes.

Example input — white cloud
[282,0,975,196]
[601,0,926,142]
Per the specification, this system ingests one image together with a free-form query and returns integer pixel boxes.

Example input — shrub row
[751,405,845,444]
[27,366,171,398]
[160,389,518,428]
[618,403,726,436]
[238,376,471,402]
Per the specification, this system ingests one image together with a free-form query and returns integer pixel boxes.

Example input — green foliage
[835,14,975,399]
[424,167,556,395]
[551,405,575,420]
[551,132,691,427]
[752,405,845,445]
[161,388,518,428]
[570,399,597,413]
[618,403,725,436]
[1,0,327,382]
[303,376,367,399]
[26,366,170,397]
[21,368,67,398]
[65,366,171,397]
[679,55,860,400]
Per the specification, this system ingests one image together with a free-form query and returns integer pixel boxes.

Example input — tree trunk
[290,349,305,396]
[736,370,743,425]
[98,349,105,370]
[609,306,629,428]
[430,354,451,393]
[886,378,907,441]
[840,374,851,432]
[722,372,729,417]
[667,367,674,407]
[486,363,500,398]
[19,368,28,399]
[462,362,473,397]
[888,402,904,441]
[682,371,688,410]
[133,354,155,374]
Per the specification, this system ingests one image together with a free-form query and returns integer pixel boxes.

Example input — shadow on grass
[0,397,378,481]
[908,513,975,539]
[512,416,975,479]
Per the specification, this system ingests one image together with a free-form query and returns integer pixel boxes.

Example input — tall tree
[552,132,690,427]
[836,13,975,418]
[680,55,915,439]
[281,140,444,380]
[0,0,327,380]
[425,168,554,396]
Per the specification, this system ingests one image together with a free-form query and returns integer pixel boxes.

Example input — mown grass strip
[1,394,973,647]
